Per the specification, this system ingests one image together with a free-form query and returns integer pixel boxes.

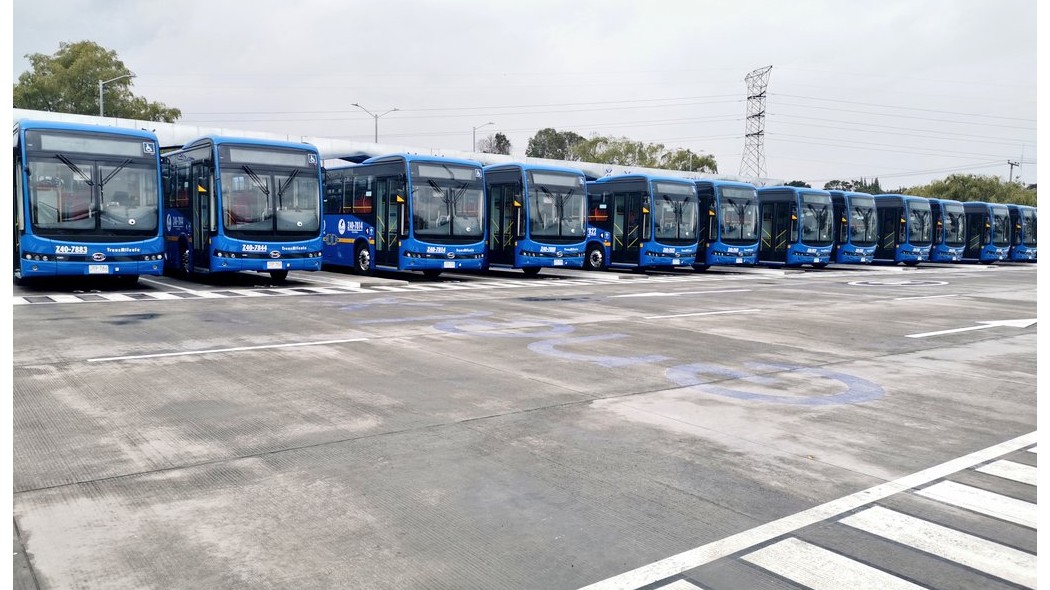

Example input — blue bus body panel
[929,198,965,262]
[1007,204,1037,262]
[873,194,933,264]
[827,191,877,264]
[696,180,760,267]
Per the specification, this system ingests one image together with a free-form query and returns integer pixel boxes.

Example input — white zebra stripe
[742,537,924,590]
[915,480,1037,528]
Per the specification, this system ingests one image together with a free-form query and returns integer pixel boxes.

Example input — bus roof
[695,179,757,190]
[758,186,833,196]
[178,135,319,153]
[15,118,159,141]
[364,153,483,168]
[873,193,927,202]
[590,173,696,185]
[484,162,585,177]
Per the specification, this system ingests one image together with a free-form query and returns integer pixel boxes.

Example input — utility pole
[351,103,398,143]
[740,66,772,180]
[99,74,134,117]
[1008,160,1019,183]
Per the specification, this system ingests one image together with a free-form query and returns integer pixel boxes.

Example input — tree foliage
[823,178,883,194]
[906,174,1036,206]
[14,40,181,122]
[477,132,512,155]
[784,180,811,188]
[528,131,718,173]
[525,128,586,160]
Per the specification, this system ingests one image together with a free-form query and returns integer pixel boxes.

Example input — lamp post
[99,74,134,117]
[472,122,495,152]
[351,103,399,143]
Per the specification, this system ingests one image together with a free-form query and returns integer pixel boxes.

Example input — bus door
[876,206,901,259]
[191,161,212,269]
[374,175,403,266]
[612,192,642,264]
[487,181,519,266]
[759,200,790,262]
[964,211,986,259]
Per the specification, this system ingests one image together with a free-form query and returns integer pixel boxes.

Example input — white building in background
[13,108,779,184]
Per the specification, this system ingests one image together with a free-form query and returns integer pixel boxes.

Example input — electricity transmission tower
[740,65,773,179]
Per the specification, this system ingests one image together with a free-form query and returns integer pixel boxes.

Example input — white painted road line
[645,309,759,320]
[742,537,925,590]
[656,580,709,590]
[841,506,1036,589]
[905,318,1037,338]
[87,337,369,363]
[576,431,1037,590]
[1029,446,1038,453]
[892,294,960,301]
[611,289,752,298]
[976,459,1038,486]
[915,480,1037,528]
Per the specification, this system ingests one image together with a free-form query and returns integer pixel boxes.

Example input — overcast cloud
[11,0,1039,188]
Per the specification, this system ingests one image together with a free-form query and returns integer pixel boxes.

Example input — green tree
[907,174,1035,205]
[526,128,586,160]
[571,135,664,167]
[823,180,854,191]
[14,40,181,122]
[478,132,512,155]
[660,148,717,173]
[785,180,811,188]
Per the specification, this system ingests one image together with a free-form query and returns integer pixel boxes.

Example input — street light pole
[99,74,134,117]
[472,122,495,152]
[351,103,399,143]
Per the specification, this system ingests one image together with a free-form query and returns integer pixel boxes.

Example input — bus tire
[585,245,605,271]
[354,244,372,275]
[693,264,710,272]
[270,270,289,282]
[903,260,920,267]
[115,274,140,287]
[812,263,828,269]
[522,266,541,276]
[422,269,442,279]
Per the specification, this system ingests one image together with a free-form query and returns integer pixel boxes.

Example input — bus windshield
[411,163,484,239]
[800,194,833,246]
[653,182,698,242]
[528,171,586,239]
[908,201,932,245]
[221,163,321,236]
[719,187,759,244]
[1022,210,1037,246]
[849,197,877,246]
[991,207,1011,247]
[27,151,159,237]
[942,204,966,246]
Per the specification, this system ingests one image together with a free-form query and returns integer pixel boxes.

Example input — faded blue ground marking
[666,361,884,405]
[529,334,671,368]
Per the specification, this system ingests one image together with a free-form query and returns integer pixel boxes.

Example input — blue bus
[1007,204,1037,262]
[483,163,587,275]
[828,190,877,264]
[162,136,323,282]
[14,119,164,284]
[693,180,760,269]
[584,174,698,270]
[873,194,933,265]
[928,198,966,262]
[756,187,834,267]
[962,201,1011,263]
[323,154,486,278]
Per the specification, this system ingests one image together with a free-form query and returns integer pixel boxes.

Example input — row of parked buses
[13,120,1037,284]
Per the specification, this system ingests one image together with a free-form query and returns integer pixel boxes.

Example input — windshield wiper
[242,165,270,196]
[277,168,300,199]
[55,154,93,185]
[100,159,133,187]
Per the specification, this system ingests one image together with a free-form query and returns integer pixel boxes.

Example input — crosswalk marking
[742,537,924,590]
[976,459,1038,486]
[915,480,1036,528]
[656,581,708,590]
[840,505,1036,588]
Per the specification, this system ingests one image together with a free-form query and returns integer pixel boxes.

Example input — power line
[771,93,1036,122]
[771,100,1036,130]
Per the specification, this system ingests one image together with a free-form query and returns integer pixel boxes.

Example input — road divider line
[645,309,758,320]
[87,338,369,363]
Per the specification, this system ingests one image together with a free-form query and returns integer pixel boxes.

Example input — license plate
[266,261,283,270]
[553,259,564,266]
[814,257,820,263]
[88,264,109,274]
[443,261,455,269]
[672,259,681,265]
[736,257,743,264]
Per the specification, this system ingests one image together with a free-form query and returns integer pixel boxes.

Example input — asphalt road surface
[12,262,1037,589]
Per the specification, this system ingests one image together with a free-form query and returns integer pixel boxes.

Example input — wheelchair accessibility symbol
[665,362,884,406]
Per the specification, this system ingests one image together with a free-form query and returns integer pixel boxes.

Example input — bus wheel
[354,244,372,275]
[422,269,442,279]
[903,261,920,267]
[693,264,710,272]
[115,274,140,287]
[812,263,829,269]
[270,270,289,282]
[585,246,605,271]
[522,267,541,276]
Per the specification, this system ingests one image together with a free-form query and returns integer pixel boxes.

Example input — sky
[9,0,1040,189]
